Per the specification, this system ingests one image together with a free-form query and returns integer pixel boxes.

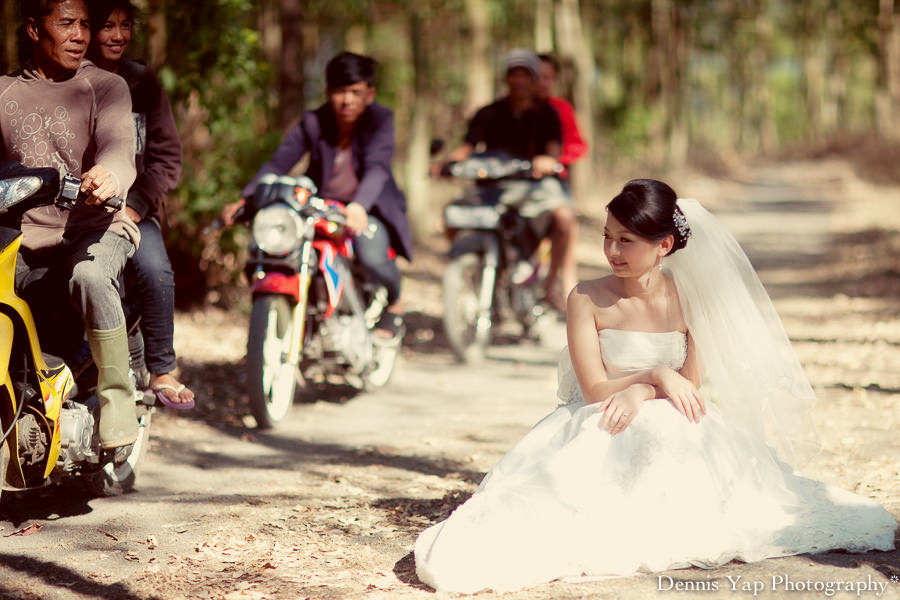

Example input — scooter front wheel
[247,295,298,429]
[84,403,153,497]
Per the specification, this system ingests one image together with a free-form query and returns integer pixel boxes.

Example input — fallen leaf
[5,523,42,537]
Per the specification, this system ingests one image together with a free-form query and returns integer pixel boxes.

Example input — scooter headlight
[0,176,42,211]
[251,204,304,256]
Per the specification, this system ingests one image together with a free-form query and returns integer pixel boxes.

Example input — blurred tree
[555,0,598,202]
[877,0,900,139]
[464,0,494,116]
[2,0,19,74]
[535,0,554,52]
[145,0,167,69]
[406,4,434,239]
[278,0,305,129]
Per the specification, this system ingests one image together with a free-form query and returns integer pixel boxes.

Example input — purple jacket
[242,102,412,260]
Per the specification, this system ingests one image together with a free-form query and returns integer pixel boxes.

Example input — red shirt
[547,96,587,170]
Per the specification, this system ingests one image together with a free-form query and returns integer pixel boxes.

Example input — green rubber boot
[87,324,138,449]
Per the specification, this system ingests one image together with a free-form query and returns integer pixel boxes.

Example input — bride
[414,179,897,594]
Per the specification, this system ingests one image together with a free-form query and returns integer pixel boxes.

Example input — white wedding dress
[414,329,898,594]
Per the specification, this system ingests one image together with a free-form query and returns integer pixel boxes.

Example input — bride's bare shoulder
[567,277,620,313]
[661,273,689,330]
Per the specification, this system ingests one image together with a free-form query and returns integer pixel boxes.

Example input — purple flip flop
[151,384,195,410]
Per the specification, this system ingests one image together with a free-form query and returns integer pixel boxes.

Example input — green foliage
[152,0,283,298]
[163,0,277,225]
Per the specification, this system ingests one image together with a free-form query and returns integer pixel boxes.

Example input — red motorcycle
[234,175,398,428]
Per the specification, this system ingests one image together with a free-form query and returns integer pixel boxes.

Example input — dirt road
[1,161,898,600]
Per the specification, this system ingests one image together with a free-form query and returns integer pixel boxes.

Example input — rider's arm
[446,143,474,163]
[351,105,397,213]
[545,140,562,159]
[89,73,136,202]
[551,98,587,166]
[439,104,491,171]
[532,105,562,177]
[239,119,310,199]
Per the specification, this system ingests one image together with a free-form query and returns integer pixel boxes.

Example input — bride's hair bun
[606,179,689,255]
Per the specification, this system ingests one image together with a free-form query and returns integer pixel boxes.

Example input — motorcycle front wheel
[247,295,298,429]
[442,253,492,363]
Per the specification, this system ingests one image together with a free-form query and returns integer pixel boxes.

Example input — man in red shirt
[538,54,587,307]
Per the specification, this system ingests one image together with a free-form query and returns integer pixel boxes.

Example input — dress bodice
[598,329,687,378]
[557,329,687,405]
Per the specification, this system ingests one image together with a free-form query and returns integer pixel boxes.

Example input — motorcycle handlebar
[56,172,124,212]
[300,196,348,226]
[438,158,563,181]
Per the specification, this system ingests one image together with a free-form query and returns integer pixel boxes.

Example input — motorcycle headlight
[251,204,304,256]
[0,176,42,211]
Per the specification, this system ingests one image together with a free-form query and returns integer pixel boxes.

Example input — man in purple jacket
[223,52,411,338]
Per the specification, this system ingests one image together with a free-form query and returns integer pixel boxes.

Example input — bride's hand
[653,367,706,423]
[598,386,645,435]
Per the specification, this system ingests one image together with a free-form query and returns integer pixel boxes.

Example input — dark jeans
[16,231,134,332]
[130,219,176,375]
[355,214,401,305]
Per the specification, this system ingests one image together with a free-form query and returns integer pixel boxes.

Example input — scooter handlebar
[56,172,124,212]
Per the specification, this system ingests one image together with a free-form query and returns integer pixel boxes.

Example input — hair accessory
[673,205,691,242]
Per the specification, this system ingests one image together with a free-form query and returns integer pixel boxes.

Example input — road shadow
[802,545,900,580]
[176,357,371,429]
[377,490,476,588]
[0,482,96,527]
[149,431,486,485]
[373,489,473,530]
[0,553,159,600]
[756,228,900,300]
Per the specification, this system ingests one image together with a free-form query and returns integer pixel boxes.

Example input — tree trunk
[802,33,824,142]
[651,0,689,167]
[822,11,847,135]
[344,24,368,55]
[259,0,281,116]
[145,0,167,71]
[648,0,670,165]
[877,0,900,139]
[824,10,847,135]
[554,0,596,206]
[406,9,432,240]
[464,0,493,117]
[755,1,777,153]
[534,0,554,53]
[2,0,19,72]
[279,0,304,130]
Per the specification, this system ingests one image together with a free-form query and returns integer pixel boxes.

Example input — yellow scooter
[0,160,152,500]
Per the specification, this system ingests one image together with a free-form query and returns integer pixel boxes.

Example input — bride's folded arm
[566,285,637,403]
[566,286,706,425]
[660,331,705,422]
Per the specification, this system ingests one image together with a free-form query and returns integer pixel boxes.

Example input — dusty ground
[0,159,898,600]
